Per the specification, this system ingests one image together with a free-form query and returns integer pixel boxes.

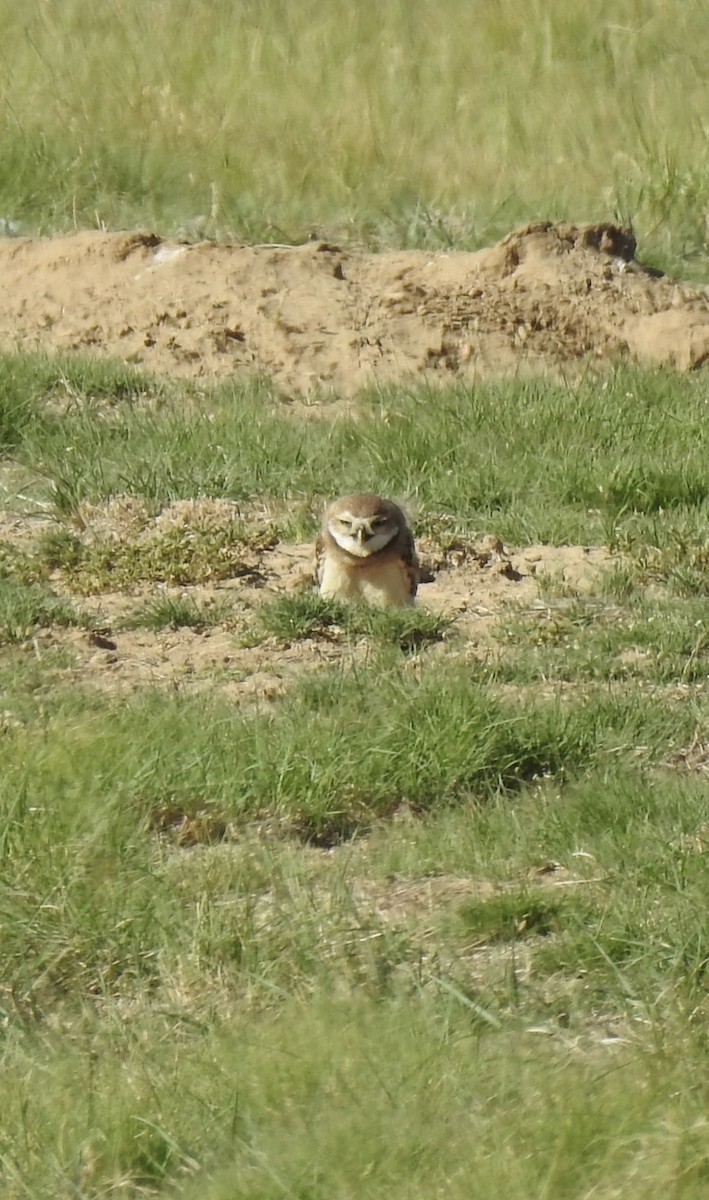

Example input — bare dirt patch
[2,221,709,394]
[2,496,615,702]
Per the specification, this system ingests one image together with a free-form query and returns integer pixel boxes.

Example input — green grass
[0,665,707,1197]
[2,1,709,278]
[495,593,709,685]
[6,666,690,850]
[619,535,709,597]
[1,345,709,1194]
[126,594,236,632]
[0,539,48,585]
[0,579,80,644]
[2,994,708,1199]
[0,352,161,452]
[251,592,450,649]
[0,663,704,1007]
[455,888,567,942]
[4,354,709,556]
[2,1,709,1182]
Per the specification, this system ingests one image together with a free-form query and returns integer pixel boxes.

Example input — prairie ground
[1,353,708,1198]
[1,3,709,1197]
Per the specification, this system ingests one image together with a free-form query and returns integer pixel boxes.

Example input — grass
[250,592,450,649]
[455,888,567,943]
[0,636,706,1200]
[7,666,689,848]
[0,579,80,643]
[4,354,709,556]
[0,663,707,1196]
[1,9,709,1191]
[2,993,707,1199]
[2,994,708,1199]
[1,1,709,278]
[44,519,277,593]
[619,535,709,597]
[126,594,236,632]
[0,353,161,452]
[495,593,709,685]
[0,33,708,1170]
[0,667,704,1005]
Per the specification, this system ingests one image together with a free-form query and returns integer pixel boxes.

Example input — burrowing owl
[315,493,419,607]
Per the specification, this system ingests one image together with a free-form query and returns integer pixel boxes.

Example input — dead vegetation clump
[43,497,279,592]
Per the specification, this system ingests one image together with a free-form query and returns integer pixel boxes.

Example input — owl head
[323,493,407,558]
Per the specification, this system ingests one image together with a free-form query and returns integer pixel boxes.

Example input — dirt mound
[1,222,708,393]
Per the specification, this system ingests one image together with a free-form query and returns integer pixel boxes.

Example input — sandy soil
[1,221,708,395]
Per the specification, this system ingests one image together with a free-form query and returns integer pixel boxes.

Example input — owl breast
[318,553,415,607]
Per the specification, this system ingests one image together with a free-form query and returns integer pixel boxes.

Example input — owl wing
[400,528,420,599]
[314,534,326,586]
